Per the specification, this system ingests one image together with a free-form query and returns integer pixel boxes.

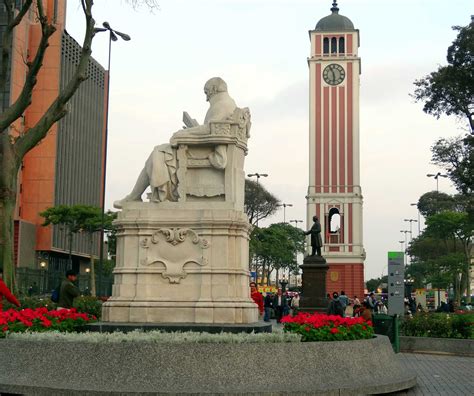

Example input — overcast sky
[66,0,471,280]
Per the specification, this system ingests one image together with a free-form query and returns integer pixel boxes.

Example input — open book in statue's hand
[182,111,199,128]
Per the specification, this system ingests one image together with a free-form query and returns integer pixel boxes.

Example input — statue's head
[313,215,319,222]
[204,77,228,101]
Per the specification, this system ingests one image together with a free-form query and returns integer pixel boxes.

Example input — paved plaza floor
[387,353,473,396]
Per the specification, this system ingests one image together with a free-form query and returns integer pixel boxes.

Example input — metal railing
[15,268,113,297]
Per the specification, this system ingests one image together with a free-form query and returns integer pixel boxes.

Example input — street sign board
[387,251,404,316]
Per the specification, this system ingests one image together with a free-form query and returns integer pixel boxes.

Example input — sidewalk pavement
[270,319,473,395]
[386,353,473,395]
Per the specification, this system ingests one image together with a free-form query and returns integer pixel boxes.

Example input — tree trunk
[89,235,96,297]
[464,245,471,304]
[0,136,20,290]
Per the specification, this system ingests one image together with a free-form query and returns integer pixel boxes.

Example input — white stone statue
[103,78,257,325]
[114,77,239,208]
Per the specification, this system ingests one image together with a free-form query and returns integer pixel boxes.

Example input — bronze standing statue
[305,215,323,256]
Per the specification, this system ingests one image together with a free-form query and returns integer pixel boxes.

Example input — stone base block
[104,205,259,324]
[86,321,271,334]
[102,301,258,324]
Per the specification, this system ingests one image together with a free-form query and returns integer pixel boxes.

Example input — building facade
[1,2,107,273]
[306,2,365,298]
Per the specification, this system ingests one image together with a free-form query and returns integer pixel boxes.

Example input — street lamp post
[410,203,421,236]
[277,203,293,223]
[96,22,130,296]
[247,173,268,228]
[288,219,303,286]
[400,230,411,266]
[403,219,418,241]
[289,219,303,228]
[427,172,448,193]
[398,240,404,254]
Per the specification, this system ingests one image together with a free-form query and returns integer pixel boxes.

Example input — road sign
[387,251,404,316]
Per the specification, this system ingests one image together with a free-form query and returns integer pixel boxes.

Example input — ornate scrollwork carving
[143,228,210,283]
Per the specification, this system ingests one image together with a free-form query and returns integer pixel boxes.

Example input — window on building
[339,37,345,54]
[329,208,341,233]
[331,37,337,53]
[323,37,329,54]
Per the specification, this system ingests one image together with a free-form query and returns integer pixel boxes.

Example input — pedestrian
[272,288,289,323]
[291,293,300,315]
[367,292,376,312]
[327,291,344,317]
[0,268,20,311]
[360,300,372,322]
[339,290,349,317]
[352,295,361,317]
[263,292,273,322]
[250,282,264,317]
[58,270,80,309]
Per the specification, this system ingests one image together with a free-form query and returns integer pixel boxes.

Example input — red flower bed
[0,307,96,337]
[281,312,374,342]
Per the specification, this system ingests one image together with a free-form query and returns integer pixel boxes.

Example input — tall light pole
[289,219,303,228]
[398,240,405,254]
[247,173,268,228]
[410,203,421,236]
[400,230,411,266]
[403,219,418,241]
[288,219,303,286]
[96,22,131,296]
[277,203,293,223]
[427,172,448,193]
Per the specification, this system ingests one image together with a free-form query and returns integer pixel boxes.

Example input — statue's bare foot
[113,196,142,209]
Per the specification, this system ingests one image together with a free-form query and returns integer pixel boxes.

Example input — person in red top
[250,282,264,316]
[0,268,20,311]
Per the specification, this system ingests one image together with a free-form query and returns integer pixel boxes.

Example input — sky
[66,0,471,280]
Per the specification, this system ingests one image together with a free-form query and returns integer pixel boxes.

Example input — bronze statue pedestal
[299,255,329,313]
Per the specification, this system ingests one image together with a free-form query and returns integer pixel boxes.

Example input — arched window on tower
[331,37,337,54]
[339,37,345,54]
[323,37,329,54]
[328,207,343,244]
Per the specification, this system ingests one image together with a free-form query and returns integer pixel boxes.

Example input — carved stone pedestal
[101,203,258,324]
[299,255,329,313]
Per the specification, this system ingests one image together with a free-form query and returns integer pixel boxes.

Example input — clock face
[323,64,345,85]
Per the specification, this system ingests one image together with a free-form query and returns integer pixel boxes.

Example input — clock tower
[306,1,365,298]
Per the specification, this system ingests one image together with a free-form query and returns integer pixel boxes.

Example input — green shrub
[3,296,56,311]
[73,296,103,320]
[402,313,474,339]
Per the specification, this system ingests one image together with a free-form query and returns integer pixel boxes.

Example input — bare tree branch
[0,0,56,133]
[0,0,33,103]
[14,0,97,158]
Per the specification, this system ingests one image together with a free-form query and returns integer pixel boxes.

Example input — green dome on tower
[315,1,354,31]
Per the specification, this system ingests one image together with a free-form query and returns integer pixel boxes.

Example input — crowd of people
[249,284,396,323]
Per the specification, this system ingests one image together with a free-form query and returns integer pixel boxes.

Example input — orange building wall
[13,2,67,251]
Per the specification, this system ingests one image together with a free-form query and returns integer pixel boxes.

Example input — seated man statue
[114,77,237,209]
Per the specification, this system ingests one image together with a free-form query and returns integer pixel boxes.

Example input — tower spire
[331,1,339,13]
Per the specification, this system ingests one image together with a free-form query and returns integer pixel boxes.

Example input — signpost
[387,251,404,316]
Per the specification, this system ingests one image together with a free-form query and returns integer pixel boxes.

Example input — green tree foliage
[432,135,474,195]
[250,223,305,285]
[365,276,388,293]
[413,20,474,132]
[417,191,456,217]
[244,179,280,226]
[407,209,472,303]
[40,205,116,296]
